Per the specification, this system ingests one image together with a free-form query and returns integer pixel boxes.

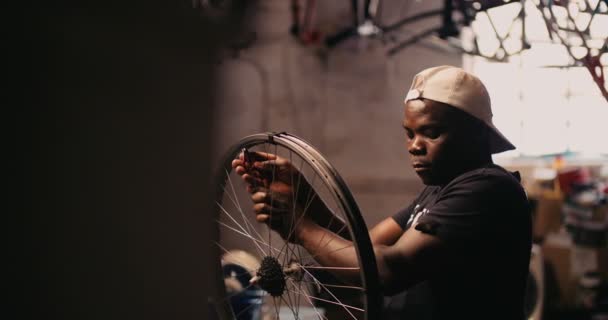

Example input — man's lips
[412,162,432,171]
[412,162,431,168]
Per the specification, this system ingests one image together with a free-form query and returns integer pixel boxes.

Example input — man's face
[403,99,470,185]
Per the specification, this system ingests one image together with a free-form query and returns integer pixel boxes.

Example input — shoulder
[430,164,528,216]
[417,165,530,244]
[442,164,526,199]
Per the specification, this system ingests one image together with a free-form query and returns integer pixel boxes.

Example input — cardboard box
[533,193,564,241]
[542,233,608,308]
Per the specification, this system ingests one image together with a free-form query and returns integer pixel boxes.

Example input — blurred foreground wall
[24,1,242,319]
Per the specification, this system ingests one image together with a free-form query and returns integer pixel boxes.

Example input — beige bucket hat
[404,65,515,154]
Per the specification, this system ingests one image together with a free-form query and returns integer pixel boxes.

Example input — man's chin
[417,172,441,186]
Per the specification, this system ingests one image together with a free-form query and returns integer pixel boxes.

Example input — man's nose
[408,136,425,155]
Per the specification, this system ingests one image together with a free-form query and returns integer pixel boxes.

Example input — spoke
[282,242,301,267]
[280,173,319,255]
[291,156,305,226]
[299,264,360,270]
[221,171,267,247]
[281,149,297,268]
[288,279,328,320]
[272,297,279,320]
[283,243,300,276]
[234,293,263,319]
[307,222,350,260]
[216,202,265,256]
[272,297,282,320]
[224,168,257,241]
[285,150,298,260]
[267,143,280,259]
[311,201,344,258]
[216,221,284,257]
[214,242,256,273]
[280,295,299,320]
[299,266,360,320]
[295,245,304,315]
[283,250,304,316]
[277,240,346,263]
[297,280,364,291]
[294,241,354,262]
[287,286,364,313]
[295,244,305,267]
[287,279,304,319]
[263,142,272,257]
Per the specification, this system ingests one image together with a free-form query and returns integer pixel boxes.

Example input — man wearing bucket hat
[233,66,532,319]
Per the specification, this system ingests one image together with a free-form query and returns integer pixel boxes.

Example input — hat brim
[487,123,516,154]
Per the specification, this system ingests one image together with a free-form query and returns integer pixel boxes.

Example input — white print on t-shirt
[406,204,429,229]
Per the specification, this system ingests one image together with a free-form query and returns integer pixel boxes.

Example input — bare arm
[302,199,404,245]
[369,217,404,245]
[374,223,445,295]
[294,215,445,295]
[232,152,445,295]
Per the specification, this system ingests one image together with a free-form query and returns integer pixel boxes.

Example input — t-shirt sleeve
[415,171,524,249]
[392,202,415,230]
[392,187,434,229]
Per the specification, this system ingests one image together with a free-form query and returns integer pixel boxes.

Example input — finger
[246,185,265,194]
[251,191,269,203]
[232,159,244,169]
[254,209,284,227]
[254,201,292,217]
[256,214,270,223]
[253,202,282,215]
[248,151,278,162]
[235,165,263,179]
[235,166,247,175]
[242,173,263,187]
[252,160,283,173]
[252,189,292,206]
[253,203,269,215]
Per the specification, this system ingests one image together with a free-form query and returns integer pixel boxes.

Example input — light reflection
[589,15,608,38]
[463,0,607,158]
[465,60,607,158]
[573,12,591,31]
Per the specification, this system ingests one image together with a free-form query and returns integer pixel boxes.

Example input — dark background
[21,1,246,319]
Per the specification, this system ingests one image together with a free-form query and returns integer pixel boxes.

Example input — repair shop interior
[32,1,607,320]
[210,1,607,320]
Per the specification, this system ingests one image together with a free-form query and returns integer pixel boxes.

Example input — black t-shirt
[390,163,532,320]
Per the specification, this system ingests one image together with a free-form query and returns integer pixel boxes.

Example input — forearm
[298,192,351,240]
[296,218,417,295]
[373,245,411,295]
[296,218,360,283]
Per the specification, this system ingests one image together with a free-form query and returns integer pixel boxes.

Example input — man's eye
[405,130,414,139]
[424,129,441,139]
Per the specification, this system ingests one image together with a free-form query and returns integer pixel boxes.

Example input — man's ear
[478,125,492,152]
[465,121,490,151]
[478,124,490,141]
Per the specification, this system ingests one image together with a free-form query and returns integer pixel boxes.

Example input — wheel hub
[256,256,286,297]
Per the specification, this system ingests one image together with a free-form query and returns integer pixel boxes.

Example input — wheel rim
[209,132,381,320]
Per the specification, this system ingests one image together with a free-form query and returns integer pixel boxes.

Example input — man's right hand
[231,151,312,242]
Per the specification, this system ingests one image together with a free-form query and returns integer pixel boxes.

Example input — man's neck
[438,156,494,187]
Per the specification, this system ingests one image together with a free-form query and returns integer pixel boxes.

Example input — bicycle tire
[208,132,382,320]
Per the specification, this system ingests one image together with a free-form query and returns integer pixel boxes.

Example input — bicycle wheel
[208,132,381,320]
